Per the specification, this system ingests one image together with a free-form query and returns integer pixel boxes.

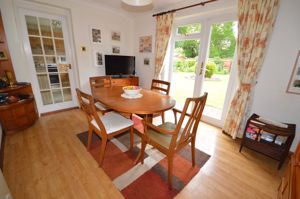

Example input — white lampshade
[122,0,152,6]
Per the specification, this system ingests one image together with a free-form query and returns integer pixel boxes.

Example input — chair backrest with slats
[171,92,208,150]
[76,88,107,135]
[151,79,170,95]
[90,76,112,96]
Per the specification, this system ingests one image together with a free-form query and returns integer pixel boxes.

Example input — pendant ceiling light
[122,0,152,6]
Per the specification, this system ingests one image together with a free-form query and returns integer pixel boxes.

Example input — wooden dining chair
[138,92,208,189]
[76,88,134,166]
[89,76,112,114]
[151,79,171,123]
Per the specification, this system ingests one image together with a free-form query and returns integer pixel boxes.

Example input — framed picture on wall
[144,58,150,65]
[139,35,152,53]
[111,31,121,41]
[93,49,103,67]
[90,27,102,44]
[287,50,300,94]
[112,46,120,54]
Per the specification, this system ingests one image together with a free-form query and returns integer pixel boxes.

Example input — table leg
[133,114,152,165]
[145,114,153,123]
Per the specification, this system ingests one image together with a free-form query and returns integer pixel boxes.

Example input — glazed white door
[169,14,238,127]
[19,9,77,114]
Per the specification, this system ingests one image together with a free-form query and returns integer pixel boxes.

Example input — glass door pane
[201,21,237,119]
[172,39,200,109]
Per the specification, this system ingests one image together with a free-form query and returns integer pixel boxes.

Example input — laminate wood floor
[3,109,282,199]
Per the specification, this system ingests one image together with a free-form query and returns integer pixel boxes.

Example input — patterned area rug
[77,131,210,199]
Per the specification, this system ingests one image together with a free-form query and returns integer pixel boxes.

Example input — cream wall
[0,0,135,93]
[251,0,300,151]
[134,13,156,89]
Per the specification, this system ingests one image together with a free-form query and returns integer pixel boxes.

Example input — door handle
[199,62,204,75]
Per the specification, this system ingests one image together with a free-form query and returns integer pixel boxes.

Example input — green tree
[175,40,200,58]
[177,24,201,35]
[209,22,236,58]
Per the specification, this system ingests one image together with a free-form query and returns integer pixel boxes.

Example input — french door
[169,14,238,127]
[19,8,77,114]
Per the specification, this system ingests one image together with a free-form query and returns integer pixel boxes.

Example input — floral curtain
[223,0,280,139]
[154,12,175,79]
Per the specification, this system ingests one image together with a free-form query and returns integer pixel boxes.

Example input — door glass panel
[202,21,238,119]
[41,90,53,105]
[60,73,70,87]
[45,56,56,65]
[57,56,66,64]
[29,37,43,54]
[54,39,65,55]
[25,16,39,35]
[52,20,63,38]
[42,38,55,55]
[58,63,68,73]
[25,15,73,108]
[33,56,46,73]
[39,18,52,37]
[177,23,201,36]
[63,88,72,101]
[172,39,200,109]
[37,74,50,90]
[49,74,60,88]
[52,89,63,103]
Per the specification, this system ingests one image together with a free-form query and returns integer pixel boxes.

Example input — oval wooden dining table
[93,86,176,121]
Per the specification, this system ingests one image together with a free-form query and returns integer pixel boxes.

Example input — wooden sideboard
[111,76,139,86]
[277,141,300,199]
[0,84,38,134]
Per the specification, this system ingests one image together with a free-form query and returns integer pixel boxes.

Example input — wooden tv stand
[111,76,139,86]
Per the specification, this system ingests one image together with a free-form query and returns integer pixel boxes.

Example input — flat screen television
[105,55,135,76]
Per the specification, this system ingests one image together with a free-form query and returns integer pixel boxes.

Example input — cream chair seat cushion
[91,111,133,134]
[94,101,109,111]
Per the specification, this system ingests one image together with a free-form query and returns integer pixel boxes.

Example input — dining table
[93,86,176,122]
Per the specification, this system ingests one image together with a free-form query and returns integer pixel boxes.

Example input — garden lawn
[171,73,230,110]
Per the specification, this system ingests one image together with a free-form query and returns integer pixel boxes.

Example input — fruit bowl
[123,86,141,96]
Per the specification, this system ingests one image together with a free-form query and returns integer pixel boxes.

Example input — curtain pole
[152,0,218,17]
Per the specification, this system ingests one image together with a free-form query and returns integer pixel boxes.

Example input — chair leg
[87,126,93,150]
[98,138,108,166]
[133,138,147,165]
[161,112,165,124]
[130,127,134,150]
[167,154,174,189]
[140,138,147,164]
[191,137,196,166]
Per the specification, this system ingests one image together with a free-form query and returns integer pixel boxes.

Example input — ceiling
[90,0,193,13]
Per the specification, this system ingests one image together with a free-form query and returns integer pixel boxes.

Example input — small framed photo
[139,35,152,53]
[287,50,300,94]
[112,46,120,54]
[0,50,8,61]
[93,49,103,67]
[111,31,121,41]
[144,58,150,65]
[90,27,102,44]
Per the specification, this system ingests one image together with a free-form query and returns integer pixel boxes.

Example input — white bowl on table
[123,86,141,96]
